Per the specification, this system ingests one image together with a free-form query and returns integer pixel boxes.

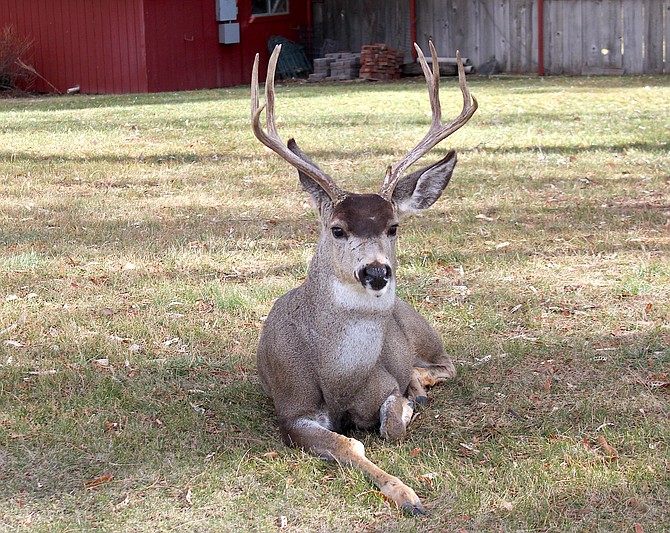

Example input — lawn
[0,73,669,532]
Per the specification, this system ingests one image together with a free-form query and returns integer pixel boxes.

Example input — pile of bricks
[359,44,405,80]
[329,53,361,80]
[309,53,361,82]
[309,57,333,81]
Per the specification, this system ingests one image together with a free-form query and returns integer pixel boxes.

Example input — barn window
[252,0,288,16]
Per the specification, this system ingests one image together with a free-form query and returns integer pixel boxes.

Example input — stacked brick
[309,57,333,81]
[309,53,361,82]
[359,44,405,80]
[329,53,361,80]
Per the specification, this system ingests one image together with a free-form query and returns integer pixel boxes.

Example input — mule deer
[252,42,477,514]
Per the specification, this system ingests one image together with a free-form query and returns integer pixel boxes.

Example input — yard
[1,74,669,531]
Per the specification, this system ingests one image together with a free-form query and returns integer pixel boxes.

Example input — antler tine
[251,45,345,202]
[379,41,478,201]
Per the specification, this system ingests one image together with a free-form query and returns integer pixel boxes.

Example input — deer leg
[379,394,413,439]
[407,371,429,406]
[286,417,426,515]
[408,356,456,407]
[405,358,456,421]
[413,362,456,387]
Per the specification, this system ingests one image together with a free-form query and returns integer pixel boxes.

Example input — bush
[0,25,34,93]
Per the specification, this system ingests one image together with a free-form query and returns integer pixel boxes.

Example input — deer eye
[331,226,346,238]
[388,224,399,237]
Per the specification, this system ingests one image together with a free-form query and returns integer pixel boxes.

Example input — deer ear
[392,150,457,217]
[287,139,334,210]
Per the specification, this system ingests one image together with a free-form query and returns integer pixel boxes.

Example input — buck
[251,42,477,514]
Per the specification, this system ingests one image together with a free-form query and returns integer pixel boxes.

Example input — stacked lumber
[309,53,361,82]
[359,44,404,80]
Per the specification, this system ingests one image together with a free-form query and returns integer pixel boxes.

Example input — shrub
[0,25,34,93]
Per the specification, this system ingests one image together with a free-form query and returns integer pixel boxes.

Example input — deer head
[251,42,478,299]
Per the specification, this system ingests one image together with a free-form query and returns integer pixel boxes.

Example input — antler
[379,42,478,200]
[251,45,346,202]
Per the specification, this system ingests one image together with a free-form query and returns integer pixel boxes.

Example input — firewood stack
[359,44,405,80]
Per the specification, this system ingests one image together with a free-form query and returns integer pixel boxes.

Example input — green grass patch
[1,75,669,531]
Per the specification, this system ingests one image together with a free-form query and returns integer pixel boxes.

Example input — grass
[1,74,669,531]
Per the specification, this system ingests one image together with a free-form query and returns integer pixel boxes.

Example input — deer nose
[358,262,392,291]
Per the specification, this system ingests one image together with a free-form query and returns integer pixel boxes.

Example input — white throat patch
[331,278,395,312]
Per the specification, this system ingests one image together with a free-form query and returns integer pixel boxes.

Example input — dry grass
[0,75,669,531]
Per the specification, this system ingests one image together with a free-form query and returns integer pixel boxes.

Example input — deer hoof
[415,395,428,406]
[380,476,427,515]
[401,500,429,516]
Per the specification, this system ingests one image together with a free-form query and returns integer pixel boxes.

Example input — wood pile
[359,44,404,80]
[309,53,361,82]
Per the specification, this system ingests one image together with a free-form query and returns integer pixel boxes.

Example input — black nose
[358,262,392,291]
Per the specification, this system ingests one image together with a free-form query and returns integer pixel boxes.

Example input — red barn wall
[142,0,311,92]
[0,0,310,94]
[0,0,148,94]
[143,0,220,92]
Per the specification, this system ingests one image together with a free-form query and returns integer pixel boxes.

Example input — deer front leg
[379,394,414,439]
[286,417,427,515]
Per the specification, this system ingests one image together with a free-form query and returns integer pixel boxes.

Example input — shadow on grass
[0,151,258,166]
[0,89,250,113]
[0,362,280,498]
[477,141,670,155]
[2,193,667,261]
[3,136,667,173]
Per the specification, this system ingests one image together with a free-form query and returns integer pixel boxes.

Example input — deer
[251,41,477,515]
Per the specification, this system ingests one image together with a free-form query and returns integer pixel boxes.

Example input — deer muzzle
[357,261,392,292]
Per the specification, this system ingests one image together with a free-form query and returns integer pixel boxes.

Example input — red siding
[143,0,220,92]
[0,0,147,93]
[141,0,310,92]
[0,0,310,93]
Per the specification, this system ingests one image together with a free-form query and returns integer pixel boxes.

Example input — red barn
[0,0,311,93]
